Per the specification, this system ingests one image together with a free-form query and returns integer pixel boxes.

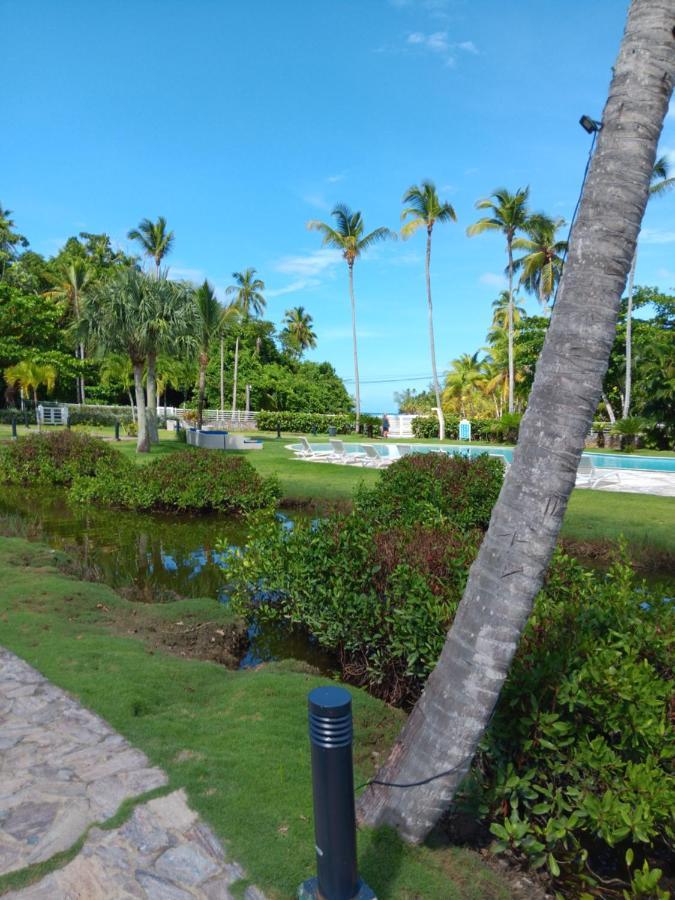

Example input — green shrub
[68,407,133,427]
[0,407,37,425]
[412,416,439,438]
[0,431,124,486]
[255,411,356,434]
[70,448,280,514]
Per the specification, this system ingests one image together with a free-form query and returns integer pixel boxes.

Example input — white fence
[161,408,257,431]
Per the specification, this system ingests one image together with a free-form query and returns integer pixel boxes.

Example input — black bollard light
[11,415,17,440]
[298,686,374,900]
[276,423,282,440]
[114,420,121,442]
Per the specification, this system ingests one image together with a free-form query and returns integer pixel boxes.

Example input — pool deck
[575,469,675,497]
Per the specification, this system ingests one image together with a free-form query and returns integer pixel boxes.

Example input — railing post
[298,686,374,900]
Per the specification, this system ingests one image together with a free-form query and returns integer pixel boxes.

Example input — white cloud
[479,272,506,287]
[640,227,675,245]
[407,32,425,44]
[274,249,342,278]
[427,31,448,51]
[170,266,206,283]
[326,173,345,184]
[267,278,320,299]
[302,192,331,211]
[457,40,478,54]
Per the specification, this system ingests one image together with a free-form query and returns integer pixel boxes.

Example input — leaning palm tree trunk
[507,242,515,414]
[231,335,240,420]
[622,250,638,417]
[197,354,208,430]
[348,263,361,431]
[132,361,150,453]
[357,0,672,842]
[146,352,159,443]
[426,228,445,440]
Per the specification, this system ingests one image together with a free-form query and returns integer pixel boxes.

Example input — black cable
[354,757,469,793]
[551,129,598,308]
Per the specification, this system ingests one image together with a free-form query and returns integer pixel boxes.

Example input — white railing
[161,408,258,431]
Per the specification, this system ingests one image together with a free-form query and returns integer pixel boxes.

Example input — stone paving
[0,649,266,899]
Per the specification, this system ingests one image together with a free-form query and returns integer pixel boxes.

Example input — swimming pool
[291,442,675,473]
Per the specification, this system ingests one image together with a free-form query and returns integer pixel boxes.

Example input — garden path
[0,648,266,899]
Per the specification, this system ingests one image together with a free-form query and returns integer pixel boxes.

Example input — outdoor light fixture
[579,115,602,134]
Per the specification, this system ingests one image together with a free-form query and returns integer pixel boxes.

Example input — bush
[67,406,133,427]
[70,448,280,514]
[412,416,439,439]
[0,431,123,486]
[255,411,356,434]
[0,408,37,425]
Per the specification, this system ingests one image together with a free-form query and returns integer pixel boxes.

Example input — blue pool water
[293,443,675,473]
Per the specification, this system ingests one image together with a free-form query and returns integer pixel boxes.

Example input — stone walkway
[0,649,266,899]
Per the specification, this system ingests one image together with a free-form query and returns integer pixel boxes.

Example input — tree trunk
[146,352,159,443]
[220,336,225,413]
[623,249,638,417]
[507,239,515,414]
[231,335,240,418]
[133,361,150,453]
[602,391,617,424]
[426,227,445,441]
[128,389,136,424]
[357,0,672,842]
[348,263,361,432]
[197,352,208,430]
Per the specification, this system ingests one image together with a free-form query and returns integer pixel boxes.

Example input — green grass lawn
[0,536,510,900]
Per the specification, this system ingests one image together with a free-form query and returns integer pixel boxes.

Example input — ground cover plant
[0,430,121,486]
[229,453,674,896]
[0,535,511,900]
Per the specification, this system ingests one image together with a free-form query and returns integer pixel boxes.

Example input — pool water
[294,443,675,473]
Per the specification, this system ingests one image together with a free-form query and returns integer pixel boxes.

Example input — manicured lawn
[0,536,510,900]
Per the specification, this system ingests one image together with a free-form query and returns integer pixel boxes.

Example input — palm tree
[0,203,29,281]
[512,215,568,307]
[357,0,670,841]
[443,352,484,418]
[100,354,136,421]
[44,259,93,404]
[127,216,174,278]
[467,187,530,413]
[623,155,674,417]
[490,290,527,333]
[308,205,395,430]
[4,360,57,408]
[194,280,227,429]
[282,306,317,358]
[225,269,266,416]
[401,181,456,440]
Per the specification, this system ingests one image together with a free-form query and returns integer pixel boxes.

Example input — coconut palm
[308,204,395,429]
[194,280,228,428]
[467,187,530,413]
[4,360,57,408]
[282,306,317,358]
[44,259,93,404]
[225,269,265,416]
[490,291,527,333]
[0,203,29,281]
[401,181,457,439]
[512,215,568,307]
[127,216,174,278]
[357,0,669,840]
[443,352,485,418]
[623,155,675,417]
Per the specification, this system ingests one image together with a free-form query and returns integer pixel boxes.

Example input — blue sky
[5,0,675,411]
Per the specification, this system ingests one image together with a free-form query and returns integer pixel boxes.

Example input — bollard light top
[308,685,351,718]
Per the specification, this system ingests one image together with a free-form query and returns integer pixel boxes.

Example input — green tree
[443,352,485,418]
[100,354,136,420]
[127,216,174,278]
[194,280,228,428]
[623,155,674,417]
[4,359,57,408]
[401,180,457,439]
[281,306,317,358]
[308,205,395,430]
[225,268,266,416]
[467,187,530,413]
[512,214,567,307]
[0,204,29,282]
[357,0,671,840]
[44,260,93,405]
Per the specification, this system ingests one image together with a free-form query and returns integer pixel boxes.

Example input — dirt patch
[561,537,675,575]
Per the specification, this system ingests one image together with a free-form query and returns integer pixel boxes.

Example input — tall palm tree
[512,215,568,307]
[401,181,456,440]
[467,187,530,413]
[308,204,395,430]
[357,0,670,841]
[282,306,317,358]
[443,352,484,418]
[0,203,29,281]
[225,269,265,416]
[489,290,527,333]
[194,280,227,428]
[44,259,93,404]
[127,216,174,278]
[4,360,57,408]
[623,155,674,417]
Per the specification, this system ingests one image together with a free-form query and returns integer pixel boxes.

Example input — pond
[0,487,333,671]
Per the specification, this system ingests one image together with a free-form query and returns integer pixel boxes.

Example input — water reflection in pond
[0,487,333,671]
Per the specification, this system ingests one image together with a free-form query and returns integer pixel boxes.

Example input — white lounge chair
[361,444,390,468]
[294,436,333,460]
[329,439,365,464]
[576,456,621,489]
[396,444,413,459]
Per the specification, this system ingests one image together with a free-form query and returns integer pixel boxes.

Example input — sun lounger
[361,444,390,468]
[396,444,412,458]
[576,456,621,488]
[295,436,333,460]
[329,439,365,464]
